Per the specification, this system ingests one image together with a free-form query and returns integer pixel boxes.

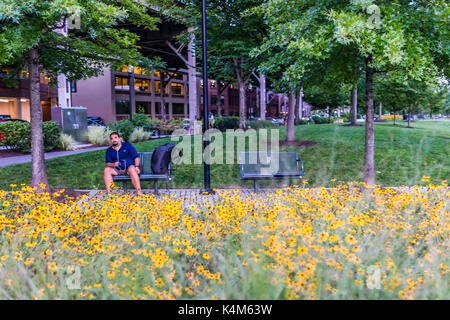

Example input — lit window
[210,80,217,88]
[115,76,129,90]
[171,82,184,95]
[135,79,150,92]
[154,81,169,94]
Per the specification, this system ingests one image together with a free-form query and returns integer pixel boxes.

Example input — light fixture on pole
[200,0,214,195]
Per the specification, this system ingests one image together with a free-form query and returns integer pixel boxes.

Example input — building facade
[0,68,59,122]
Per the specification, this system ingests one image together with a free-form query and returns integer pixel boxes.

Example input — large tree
[0,0,160,191]
[158,0,267,128]
[257,0,449,185]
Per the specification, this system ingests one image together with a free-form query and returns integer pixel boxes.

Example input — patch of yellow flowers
[0,181,448,300]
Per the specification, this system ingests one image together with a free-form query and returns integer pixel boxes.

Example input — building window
[210,80,217,88]
[136,101,151,114]
[135,78,150,92]
[115,76,129,91]
[134,67,149,76]
[154,71,161,78]
[171,82,184,95]
[115,100,130,114]
[173,103,185,115]
[155,102,169,115]
[154,81,169,94]
[211,95,218,105]
[171,73,183,80]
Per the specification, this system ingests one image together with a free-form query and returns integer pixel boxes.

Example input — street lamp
[200,0,214,195]
[127,65,135,122]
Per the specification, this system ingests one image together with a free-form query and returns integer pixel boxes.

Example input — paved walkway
[0,146,107,167]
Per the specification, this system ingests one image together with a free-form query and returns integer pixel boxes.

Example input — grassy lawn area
[0,120,448,190]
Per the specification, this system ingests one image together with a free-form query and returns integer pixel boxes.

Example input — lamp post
[127,65,135,122]
[200,0,214,195]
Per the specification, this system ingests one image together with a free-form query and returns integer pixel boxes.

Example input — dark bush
[107,120,134,142]
[312,116,331,124]
[0,121,61,152]
[295,119,308,125]
[246,120,273,129]
[215,116,240,131]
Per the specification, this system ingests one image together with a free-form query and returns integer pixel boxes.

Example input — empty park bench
[239,151,304,192]
[113,152,172,194]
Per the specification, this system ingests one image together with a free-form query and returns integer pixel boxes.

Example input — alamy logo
[367,4,382,29]
[67,6,81,30]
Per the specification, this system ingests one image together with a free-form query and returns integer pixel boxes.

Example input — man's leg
[127,165,142,195]
[104,167,118,193]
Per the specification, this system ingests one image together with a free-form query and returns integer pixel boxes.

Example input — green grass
[0,120,448,190]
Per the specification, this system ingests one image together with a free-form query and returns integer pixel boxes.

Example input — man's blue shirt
[105,142,139,170]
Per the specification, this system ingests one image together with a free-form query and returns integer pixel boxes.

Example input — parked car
[87,116,105,126]
[271,118,283,126]
[0,115,11,122]
[0,115,28,123]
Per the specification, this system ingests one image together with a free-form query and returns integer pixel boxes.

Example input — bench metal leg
[123,182,127,192]
[253,179,259,193]
[154,181,159,195]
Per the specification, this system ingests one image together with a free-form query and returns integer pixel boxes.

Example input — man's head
[110,132,121,147]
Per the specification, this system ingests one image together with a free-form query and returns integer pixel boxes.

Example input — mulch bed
[0,149,26,159]
[50,188,89,203]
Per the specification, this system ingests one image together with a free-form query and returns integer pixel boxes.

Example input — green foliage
[42,121,62,152]
[60,133,78,151]
[107,120,134,142]
[245,120,273,129]
[131,113,152,132]
[295,119,308,125]
[0,121,30,151]
[312,116,331,125]
[129,127,151,143]
[86,126,111,146]
[0,121,61,152]
[215,117,240,131]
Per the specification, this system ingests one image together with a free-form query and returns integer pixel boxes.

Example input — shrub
[295,118,308,125]
[60,133,79,151]
[245,120,273,129]
[215,116,240,131]
[87,126,111,146]
[341,112,350,122]
[0,121,61,152]
[42,121,62,152]
[0,121,29,150]
[129,127,151,143]
[312,116,331,124]
[107,120,134,142]
[131,113,152,132]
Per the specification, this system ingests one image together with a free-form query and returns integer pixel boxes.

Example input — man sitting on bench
[104,132,142,195]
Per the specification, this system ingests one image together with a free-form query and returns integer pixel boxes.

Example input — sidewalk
[0,146,107,168]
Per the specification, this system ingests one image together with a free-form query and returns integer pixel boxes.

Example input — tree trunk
[295,91,300,123]
[29,47,49,191]
[286,93,296,142]
[237,78,246,129]
[364,60,376,186]
[187,33,198,134]
[260,73,266,120]
[299,87,303,119]
[378,101,382,120]
[407,104,412,128]
[393,108,397,126]
[350,87,358,125]
[216,81,223,117]
[160,72,167,122]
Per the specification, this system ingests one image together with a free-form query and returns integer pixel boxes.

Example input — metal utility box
[51,107,87,141]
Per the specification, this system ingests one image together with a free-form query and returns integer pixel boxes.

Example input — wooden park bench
[113,152,172,194]
[238,151,304,192]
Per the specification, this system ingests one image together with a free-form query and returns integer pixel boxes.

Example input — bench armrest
[297,159,304,174]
